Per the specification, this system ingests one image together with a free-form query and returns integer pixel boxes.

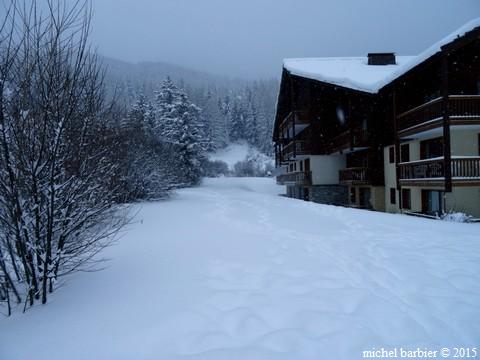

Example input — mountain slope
[101,56,248,102]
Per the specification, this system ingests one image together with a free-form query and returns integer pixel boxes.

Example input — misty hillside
[101,56,252,104]
[100,55,280,156]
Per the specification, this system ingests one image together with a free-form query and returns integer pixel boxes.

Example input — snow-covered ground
[208,142,273,172]
[2,177,479,360]
[209,142,251,170]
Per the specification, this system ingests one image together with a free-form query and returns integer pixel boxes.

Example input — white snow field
[1,177,480,360]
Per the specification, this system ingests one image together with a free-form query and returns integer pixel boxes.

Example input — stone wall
[309,185,348,206]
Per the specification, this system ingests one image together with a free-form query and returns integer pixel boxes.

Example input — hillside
[101,56,250,104]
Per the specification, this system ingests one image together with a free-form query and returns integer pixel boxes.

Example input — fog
[5,0,480,79]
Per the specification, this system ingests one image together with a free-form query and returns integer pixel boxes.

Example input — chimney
[367,53,396,65]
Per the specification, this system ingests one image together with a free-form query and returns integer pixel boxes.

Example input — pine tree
[229,97,247,142]
[199,88,225,150]
[155,78,206,185]
[244,87,259,148]
[218,94,231,145]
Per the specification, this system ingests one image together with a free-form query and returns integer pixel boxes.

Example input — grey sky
[90,0,478,78]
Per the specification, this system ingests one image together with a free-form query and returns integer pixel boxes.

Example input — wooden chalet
[273,19,480,217]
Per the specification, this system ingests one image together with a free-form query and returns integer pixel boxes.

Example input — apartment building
[273,19,480,218]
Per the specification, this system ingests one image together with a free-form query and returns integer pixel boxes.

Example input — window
[401,188,411,210]
[350,187,356,204]
[362,118,368,131]
[294,162,297,172]
[390,188,396,205]
[389,146,395,164]
[401,144,410,163]
[289,164,294,172]
[300,161,303,172]
[420,137,443,159]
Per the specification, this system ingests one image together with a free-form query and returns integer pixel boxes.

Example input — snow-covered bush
[233,160,259,177]
[439,212,474,223]
[232,149,274,177]
[232,160,272,177]
[0,0,129,312]
[202,160,230,178]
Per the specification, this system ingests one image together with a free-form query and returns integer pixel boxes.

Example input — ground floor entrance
[422,190,445,216]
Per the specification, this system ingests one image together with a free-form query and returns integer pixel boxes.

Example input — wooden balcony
[329,128,369,154]
[339,167,371,185]
[399,157,480,186]
[397,95,480,136]
[277,171,312,186]
[282,140,310,160]
[279,111,312,129]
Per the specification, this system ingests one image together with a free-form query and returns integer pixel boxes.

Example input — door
[422,190,444,215]
[304,158,310,172]
[359,187,372,209]
[303,187,310,201]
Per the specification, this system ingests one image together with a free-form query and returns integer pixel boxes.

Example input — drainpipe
[442,53,452,193]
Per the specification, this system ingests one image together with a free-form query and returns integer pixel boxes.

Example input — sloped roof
[283,18,480,94]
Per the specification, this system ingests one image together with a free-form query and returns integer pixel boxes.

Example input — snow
[209,142,251,170]
[284,18,480,93]
[208,142,273,172]
[284,56,415,93]
[440,212,474,223]
[2,177,480,359]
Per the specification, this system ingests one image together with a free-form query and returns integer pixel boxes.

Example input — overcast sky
[24,0,480,79]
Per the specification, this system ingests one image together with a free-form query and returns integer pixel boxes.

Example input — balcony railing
[329,128,369,153]
[277,171,312,186]
[282,140,310,160]
[339,167,371,184]
[397,95,480,132]
[280,111,312,129]
[399,157,480,181]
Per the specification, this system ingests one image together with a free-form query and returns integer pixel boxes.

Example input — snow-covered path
[2,178,480,360]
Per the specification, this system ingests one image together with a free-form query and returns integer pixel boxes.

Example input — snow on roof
[284,17,480,94]
[284,56,414,93]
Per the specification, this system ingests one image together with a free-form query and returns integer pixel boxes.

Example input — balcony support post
[275,143,279,167]
[293,112,296,159]
[348,99,354,151]
[442,53,452,192]
[289,75,298,160]
[280,140,284,165]
[393,90,403,210]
